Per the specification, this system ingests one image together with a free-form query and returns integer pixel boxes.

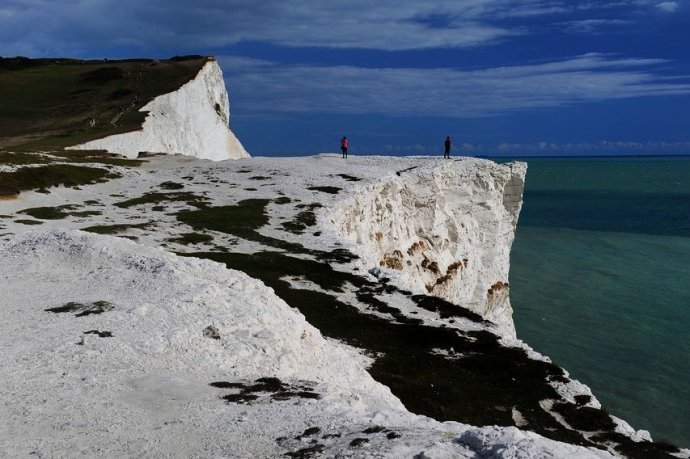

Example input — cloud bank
[220,53,690,118]
[656,1,680,12]
[0,0,684,55]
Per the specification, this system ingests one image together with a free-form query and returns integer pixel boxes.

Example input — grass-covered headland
[0,55,210,151]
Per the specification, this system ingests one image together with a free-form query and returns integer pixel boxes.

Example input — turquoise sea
[504,156,690,446]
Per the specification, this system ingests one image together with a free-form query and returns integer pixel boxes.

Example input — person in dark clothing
[444,136,451,159]
[341,136,349,158]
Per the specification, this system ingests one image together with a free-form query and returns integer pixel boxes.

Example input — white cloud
[656,1,680,12]
[0,0,681,55]
[558,19,634,34]
[0,0,514,54]
[219,53,690,118]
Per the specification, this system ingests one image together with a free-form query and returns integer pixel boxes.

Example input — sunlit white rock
[67,59,249,161]
[329,159,526,337]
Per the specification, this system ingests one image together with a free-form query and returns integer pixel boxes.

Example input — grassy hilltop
[0,55,210,151]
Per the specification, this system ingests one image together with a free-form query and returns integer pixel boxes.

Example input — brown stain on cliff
[406,240,425,255]
[487,281,509,297]
[380,250,404,270]
[447,258,468,275]
[421,257,439,274]
[426,258,469,292]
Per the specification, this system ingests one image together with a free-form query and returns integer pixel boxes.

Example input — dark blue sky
[2,0,689,156]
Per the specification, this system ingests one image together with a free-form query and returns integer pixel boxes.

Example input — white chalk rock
[67,58,249,161]
[329,159,526,337]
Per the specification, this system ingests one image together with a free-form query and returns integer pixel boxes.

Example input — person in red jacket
[341,136,349,158]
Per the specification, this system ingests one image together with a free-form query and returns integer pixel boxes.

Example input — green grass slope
[0,55,210,151]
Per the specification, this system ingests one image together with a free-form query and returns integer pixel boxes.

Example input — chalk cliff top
[0,55,248,160]
[1,153,680,457]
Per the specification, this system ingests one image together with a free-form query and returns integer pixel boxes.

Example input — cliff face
[67,59,249,161]
[329,159,526,337]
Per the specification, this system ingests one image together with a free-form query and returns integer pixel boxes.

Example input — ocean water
[506,156,690,447]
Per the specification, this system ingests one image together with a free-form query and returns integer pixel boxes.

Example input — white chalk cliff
[67,59,249,161]
[329,159,526,337]
[0,154,682,457]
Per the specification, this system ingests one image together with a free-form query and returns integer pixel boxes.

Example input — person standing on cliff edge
[444,136,452,159]
[341,136,349,158]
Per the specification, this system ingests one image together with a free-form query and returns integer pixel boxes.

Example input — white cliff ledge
[67,58,249,161]
[329,158,526,337]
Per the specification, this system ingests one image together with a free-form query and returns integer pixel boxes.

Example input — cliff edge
[67,58,249,160]
[329,158,526,337]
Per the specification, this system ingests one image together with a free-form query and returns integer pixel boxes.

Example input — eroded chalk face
[329,160,527,337]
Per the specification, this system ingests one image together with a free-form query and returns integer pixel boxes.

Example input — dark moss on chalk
[295,427,321,439]
[411,294,488,323]
[46,300,114,316]
[84,330,113,338]
[166,232,213,245]
[590,431,679,459]
[15,219,44,225]
[212,377,320,405]
[307,186,341,194]
[349,438,369,447]
[282,210,317,234]
[0,164,115,197]
[335,174,361,182]
[284,444,325,458]
[176,200,356,264]
[19,204,101,220]
[159,181,184,190]
[115,191,208,209]
[82,221,153,234]
[362,426,385,434]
